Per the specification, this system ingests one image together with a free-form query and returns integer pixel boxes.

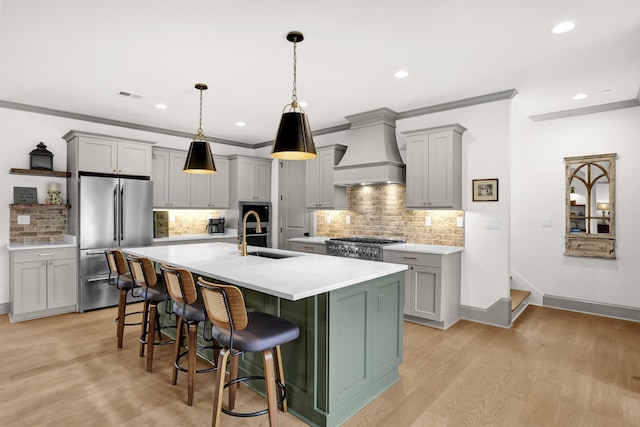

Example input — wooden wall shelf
[9,168,71,178]
[10,204,71,209]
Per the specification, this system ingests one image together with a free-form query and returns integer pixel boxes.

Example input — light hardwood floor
[1,304,638,426]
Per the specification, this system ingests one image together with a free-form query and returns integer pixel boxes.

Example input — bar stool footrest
[175,347,218,374]
[114,310,144,327]
[221,376,286,418]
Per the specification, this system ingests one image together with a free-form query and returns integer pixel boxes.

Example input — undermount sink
[247,251,300,260]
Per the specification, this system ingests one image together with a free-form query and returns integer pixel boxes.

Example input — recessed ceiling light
[236,121,246,127]
[394,70,409,79]
[551,21,576,34]
[154,104,167,109]
[572,93,588,100]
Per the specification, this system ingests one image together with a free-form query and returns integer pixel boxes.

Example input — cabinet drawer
[383,250,441,268]
[290,241,326,254]
[12,247,77,263]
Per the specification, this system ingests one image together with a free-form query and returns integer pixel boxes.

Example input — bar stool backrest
[127,255,158,288]
[105,249,128,276]
[199,277,248,331]
[161,264,198,305]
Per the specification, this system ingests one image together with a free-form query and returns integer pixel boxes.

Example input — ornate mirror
[564,153,616,258]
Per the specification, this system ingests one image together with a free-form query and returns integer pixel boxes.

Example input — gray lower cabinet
[9,247,77,322]
[383,249,461,329]
[289,241,326,254]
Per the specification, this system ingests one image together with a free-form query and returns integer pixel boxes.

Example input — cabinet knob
[410,266,414,270]
[423,202,427,206]
[113,169,117,173]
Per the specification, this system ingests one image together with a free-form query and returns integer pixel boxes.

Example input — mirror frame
[564,153,616,259]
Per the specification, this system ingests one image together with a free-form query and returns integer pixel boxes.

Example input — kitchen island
[123,242,407,427]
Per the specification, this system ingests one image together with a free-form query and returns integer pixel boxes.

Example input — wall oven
[238,201,272,248]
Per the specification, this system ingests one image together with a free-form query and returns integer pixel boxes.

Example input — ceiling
[1,0,639,147]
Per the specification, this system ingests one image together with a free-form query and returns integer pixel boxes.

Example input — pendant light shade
[272,111,316,160]
[184,140,216,173]
[184,83,216,174]
[271,31,317,160]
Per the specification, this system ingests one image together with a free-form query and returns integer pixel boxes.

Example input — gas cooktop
[325,237,405,261]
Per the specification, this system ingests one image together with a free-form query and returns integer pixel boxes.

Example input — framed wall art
[472,178,498,202]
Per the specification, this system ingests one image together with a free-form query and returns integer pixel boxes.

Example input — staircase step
[511,289,530,311]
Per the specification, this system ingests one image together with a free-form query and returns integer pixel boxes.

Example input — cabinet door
[410,265,441,321]
[427,131,454,208]
[189,173,212,208]
[168,151,191,207]
[152,149,170,207]
[13,261,47,314]
[405,134,428,207]
[318,149,336,207]
[78,136,118,174]
[47,258,77,309]
[235,157,256,201]
[210,157,230,208]
[254,159,272,202]
[117,141,152,176]
[305,155,321,208]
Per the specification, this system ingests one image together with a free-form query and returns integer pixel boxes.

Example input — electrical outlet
[326,216,331,224]
[17,215,30,225]
[456,217,464,227]
[346,215,351,224]
[542,218,553,227]
[425,216,432,226]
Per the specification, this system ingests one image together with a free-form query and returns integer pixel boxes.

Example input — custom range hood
[333,108,406,186]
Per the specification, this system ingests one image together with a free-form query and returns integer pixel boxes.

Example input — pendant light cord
[291,38,298,108]
[198,88,204,135]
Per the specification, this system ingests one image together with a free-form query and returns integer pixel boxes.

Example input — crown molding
[529,99,640,122]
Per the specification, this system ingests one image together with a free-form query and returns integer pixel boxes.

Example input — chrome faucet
[240,210,262,256]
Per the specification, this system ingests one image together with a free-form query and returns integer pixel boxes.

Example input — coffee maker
[206,218,225,234]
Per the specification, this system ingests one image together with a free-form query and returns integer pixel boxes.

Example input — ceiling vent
[118,91,144,100]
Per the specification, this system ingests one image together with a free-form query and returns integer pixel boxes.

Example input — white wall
[0,107,256,304]
[510,103,640,308]
[396,101,512,309]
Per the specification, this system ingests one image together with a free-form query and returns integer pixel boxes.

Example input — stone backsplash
[9,206,67,244]
[315,184,464,246]
[154,210,225,237]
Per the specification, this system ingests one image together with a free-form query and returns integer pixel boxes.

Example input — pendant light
[183,83,216,174]
[271,31,317,160]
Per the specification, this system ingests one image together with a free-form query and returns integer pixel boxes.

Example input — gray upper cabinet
[229,155,272,203]
[152,148,190,208]
[190,156,230,209]
[403,124,466,209]
[64,131,153,177]
[306,144,347,210]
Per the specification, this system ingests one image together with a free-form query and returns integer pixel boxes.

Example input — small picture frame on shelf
[13,187,38,204]
[472,178,499,202]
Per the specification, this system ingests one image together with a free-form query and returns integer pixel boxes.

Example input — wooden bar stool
[199,277,300,427]
[161,264,217,406]
[127,255,174,372]
[105,249,141,349]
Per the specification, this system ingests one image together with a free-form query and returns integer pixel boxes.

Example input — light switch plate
[326,216,331,224]
[456,217,464,227]
[17,215,30,225]
[425,216,432,226]
[346,215,351,224]
[542,218,553,227]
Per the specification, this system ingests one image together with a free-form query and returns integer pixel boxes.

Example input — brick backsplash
[154,210,223,237]
[9,206,67,244]
[315,184,464,246]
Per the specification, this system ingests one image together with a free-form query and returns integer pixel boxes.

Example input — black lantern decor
[29,142,54,170]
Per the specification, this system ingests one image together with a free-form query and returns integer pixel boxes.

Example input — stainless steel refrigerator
[78,175,152,311]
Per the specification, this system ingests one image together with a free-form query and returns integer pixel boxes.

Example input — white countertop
[6,242,77,251]
[384,243,464,255]
[123,242,407,301]
[153,229,238,243]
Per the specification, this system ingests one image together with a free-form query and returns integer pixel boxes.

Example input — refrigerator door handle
[120,185,125,241]
[113,186,118,242]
